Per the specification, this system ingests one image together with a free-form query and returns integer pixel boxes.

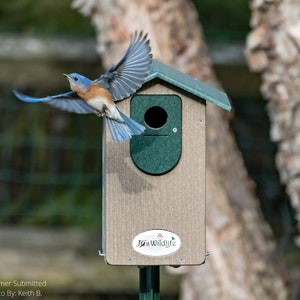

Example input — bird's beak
[63,73,71,81]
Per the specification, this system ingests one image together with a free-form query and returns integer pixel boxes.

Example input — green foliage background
[0,0,249,40]
[0,0,94,36]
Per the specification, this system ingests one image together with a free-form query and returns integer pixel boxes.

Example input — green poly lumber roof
[145,59,231,111]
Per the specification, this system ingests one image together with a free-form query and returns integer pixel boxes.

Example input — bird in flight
[14,31,152,142]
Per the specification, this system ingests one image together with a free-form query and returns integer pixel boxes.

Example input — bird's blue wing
[95,31,152,101]
[14,90,94,114]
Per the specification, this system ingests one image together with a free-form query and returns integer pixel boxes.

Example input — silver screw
[173,127,177,133]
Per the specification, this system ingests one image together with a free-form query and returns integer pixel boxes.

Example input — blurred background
[0,0,298,299]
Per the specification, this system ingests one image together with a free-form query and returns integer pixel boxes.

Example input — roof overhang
[145,59,231,111]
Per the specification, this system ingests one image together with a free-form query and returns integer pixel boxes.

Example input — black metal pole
[139,266,160,300]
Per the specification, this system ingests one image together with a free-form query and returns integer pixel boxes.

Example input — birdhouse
[102,59,231,266]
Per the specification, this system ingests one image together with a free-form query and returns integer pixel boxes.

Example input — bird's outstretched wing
[95,31,152,101]
[13,90,94,114]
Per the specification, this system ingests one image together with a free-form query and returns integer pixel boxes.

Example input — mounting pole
[139,266,160,300]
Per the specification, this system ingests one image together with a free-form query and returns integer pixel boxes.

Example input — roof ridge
[145,59,231,111]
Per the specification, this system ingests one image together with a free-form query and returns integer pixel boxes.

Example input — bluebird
[14,31,152,142]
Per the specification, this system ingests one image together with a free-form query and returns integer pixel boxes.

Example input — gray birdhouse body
[102,60,231,266]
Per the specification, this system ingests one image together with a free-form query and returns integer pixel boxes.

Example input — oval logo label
[132,229,181,257]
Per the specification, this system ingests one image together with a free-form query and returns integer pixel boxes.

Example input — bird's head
[64,73,91,94]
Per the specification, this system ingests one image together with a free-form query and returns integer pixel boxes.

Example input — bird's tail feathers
[106,118,132,142]
[106,108,145,142]
[117,108,145,135]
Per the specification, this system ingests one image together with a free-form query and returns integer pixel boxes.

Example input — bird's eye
[73,77,78,81]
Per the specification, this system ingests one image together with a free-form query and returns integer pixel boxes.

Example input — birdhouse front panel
[103,79,206,266]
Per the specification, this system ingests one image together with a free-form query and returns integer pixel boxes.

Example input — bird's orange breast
[77,83,114,105]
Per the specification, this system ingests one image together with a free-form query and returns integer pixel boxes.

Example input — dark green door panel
[130,94,182,175]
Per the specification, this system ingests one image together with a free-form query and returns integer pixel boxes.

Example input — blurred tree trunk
[73,0,288,299]
[245,0,300,247]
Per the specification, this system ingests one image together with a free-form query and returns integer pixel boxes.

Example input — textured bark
[72,0,288,298]
[245,0,300,246]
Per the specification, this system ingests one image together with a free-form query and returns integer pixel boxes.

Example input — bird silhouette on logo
[14,31,152,142]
